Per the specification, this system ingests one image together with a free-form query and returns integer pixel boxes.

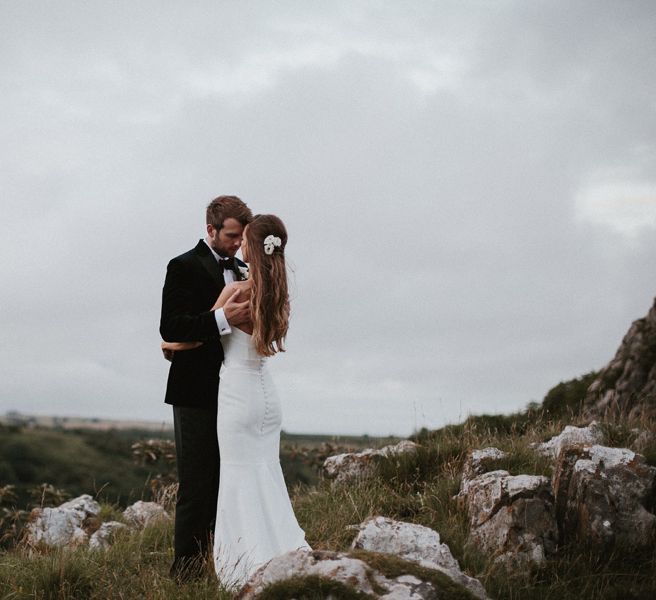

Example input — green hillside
[0,426,173,507]
[0,423,397,509]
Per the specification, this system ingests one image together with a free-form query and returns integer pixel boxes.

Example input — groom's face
[207,218,244,257]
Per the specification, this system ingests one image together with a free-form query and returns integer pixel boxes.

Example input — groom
[160,195,253,581]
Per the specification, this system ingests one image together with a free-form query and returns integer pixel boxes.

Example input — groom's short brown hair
[206,195,252,229]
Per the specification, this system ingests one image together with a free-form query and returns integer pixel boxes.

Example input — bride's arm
[161,284,241,360]
[161,282,252,361]
[161,340,203,361]
[161,341,203,350]
[211,281,252,311]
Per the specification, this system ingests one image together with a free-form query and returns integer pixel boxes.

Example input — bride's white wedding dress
[213,327,310,586]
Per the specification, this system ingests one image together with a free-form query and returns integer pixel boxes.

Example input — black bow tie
[218,257,237,274]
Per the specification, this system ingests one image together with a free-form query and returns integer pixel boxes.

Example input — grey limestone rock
[122,500,169,528]
[552,444,656,550]
[459,469,557,567]
[533,422,604,458]
[24,494,100,549]
[323,440,418,484]
[459,447,508,497]
[584,297,656,420]
[89,521,128,550]
[351,516,489,599]
[237,548,486,600]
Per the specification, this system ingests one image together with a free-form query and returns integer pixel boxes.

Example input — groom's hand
[223,288,251,326]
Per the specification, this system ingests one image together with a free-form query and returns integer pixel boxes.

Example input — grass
[1,411,655,599]
[0,520,231,600]
[0,427,171,508]
[484,545,656,600]
[294,414,656,600]
[256,575,375,600]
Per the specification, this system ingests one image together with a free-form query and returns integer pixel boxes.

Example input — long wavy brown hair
[245,215,290,356]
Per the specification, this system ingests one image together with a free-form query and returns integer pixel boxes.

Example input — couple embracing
[160,195,310,586]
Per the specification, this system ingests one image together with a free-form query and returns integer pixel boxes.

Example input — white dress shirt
[203,238,235,337]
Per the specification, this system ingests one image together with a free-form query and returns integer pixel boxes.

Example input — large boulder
[323,440,418,484]
[459,470,557,567]
[24,494,101,548]
[533,422,604,458]
[351,516,489,599]
[552,444,656,550]
[237,548,483,600]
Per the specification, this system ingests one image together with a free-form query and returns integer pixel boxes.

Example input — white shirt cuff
[214,308,232,336]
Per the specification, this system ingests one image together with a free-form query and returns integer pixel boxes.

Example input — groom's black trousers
[171,404,220,577]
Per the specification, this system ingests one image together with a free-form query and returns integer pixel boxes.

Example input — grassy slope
[0,520,231,600]
[2,414,654,599]
[2,372,656,599]
[0,426,398,508]
[0,426,172,507]
[294,413,656,600]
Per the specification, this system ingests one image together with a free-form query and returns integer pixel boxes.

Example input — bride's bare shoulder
[225,279,252,298]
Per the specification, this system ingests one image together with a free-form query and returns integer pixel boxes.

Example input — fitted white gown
[213,327,310,586]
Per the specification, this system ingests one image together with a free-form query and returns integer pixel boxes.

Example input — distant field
[280,431,400,448]
[0,412,173,432]
[0,413,401,448]
[0,418,401,510]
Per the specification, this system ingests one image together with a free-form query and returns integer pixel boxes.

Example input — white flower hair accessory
[263,234,282,255]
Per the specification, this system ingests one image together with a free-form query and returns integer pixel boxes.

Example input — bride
[164,214,310,586]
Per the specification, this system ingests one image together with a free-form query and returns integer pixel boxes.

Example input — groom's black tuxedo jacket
[160,240,228,408]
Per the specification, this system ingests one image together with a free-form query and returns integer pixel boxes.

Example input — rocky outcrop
[584,297,656,419]
[533,422,604,458]
[350,517,489,599]
[458,469,558,567]
[24,496,168,550]
[24,494,101,548]
[457,424,656,567]
[238,548,483,600]
[552,444,656,549]
[323,440,418,484]
[238,419,656,593]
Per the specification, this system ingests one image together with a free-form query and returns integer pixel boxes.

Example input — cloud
[1,1,656,435]
[575,178,656,237]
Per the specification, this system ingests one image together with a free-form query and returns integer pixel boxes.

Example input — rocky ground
[11,420,655,600]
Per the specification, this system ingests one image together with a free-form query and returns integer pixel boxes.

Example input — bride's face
[240,225,250,262]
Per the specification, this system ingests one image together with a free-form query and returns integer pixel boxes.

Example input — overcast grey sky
[2,1,655,436]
